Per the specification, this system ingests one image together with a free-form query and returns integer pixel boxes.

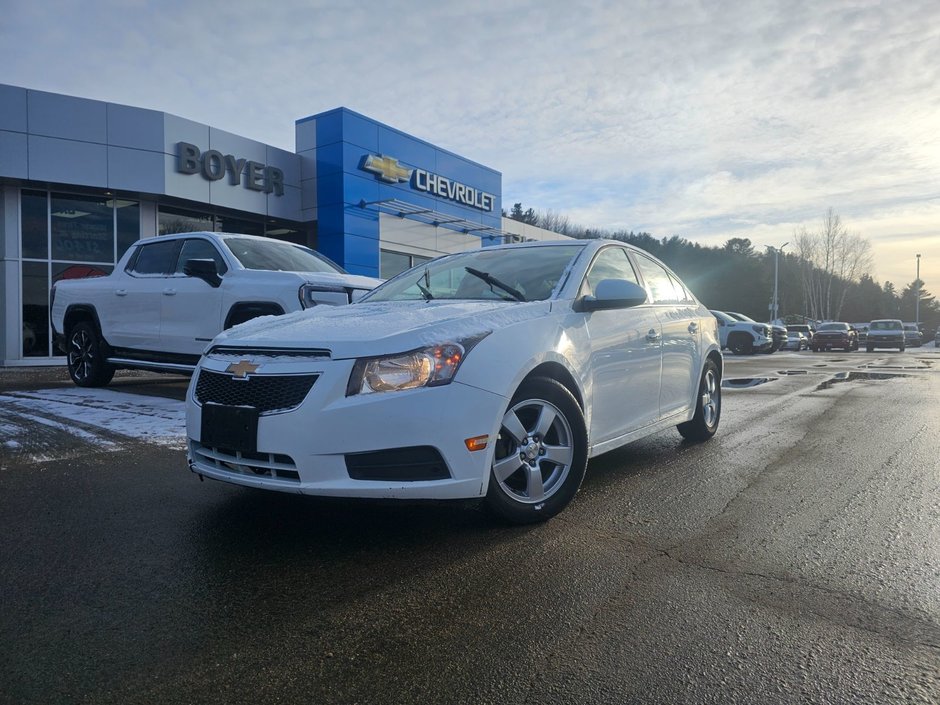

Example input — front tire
[677,359,721,442]
[66,322,114,387]
[485,378,587,524]
[728,334,753,355]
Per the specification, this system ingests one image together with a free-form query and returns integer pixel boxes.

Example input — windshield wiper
[415,267,434,301]
[464,267,527,302]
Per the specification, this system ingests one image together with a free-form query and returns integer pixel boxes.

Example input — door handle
[646,328,661,342]
[163,288,177,296]
[688,322,698,333]
[115,289,127,296]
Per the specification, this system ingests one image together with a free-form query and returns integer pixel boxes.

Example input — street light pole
[772,242,789,323]
[915,254,921,327]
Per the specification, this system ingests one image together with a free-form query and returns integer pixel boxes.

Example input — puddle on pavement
[777,370,808,375]
[722,377,777,389]
[815,371,910,391]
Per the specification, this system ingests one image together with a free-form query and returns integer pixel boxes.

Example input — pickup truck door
[101,240,179,352]
[159,238,226,356]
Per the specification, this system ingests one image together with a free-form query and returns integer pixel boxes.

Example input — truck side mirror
[183,259,222,288]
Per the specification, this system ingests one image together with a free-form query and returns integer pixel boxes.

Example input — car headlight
[299,284,350,308]
[346,334,489,396]
[753,325,768,335]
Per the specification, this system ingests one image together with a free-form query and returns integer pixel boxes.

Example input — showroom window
[157,206,303,243]
[381,249,433,278]
[19,190,139,358]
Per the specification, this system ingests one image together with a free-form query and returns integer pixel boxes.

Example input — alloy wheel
[68,329,95,382]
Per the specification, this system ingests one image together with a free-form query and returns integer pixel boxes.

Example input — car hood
[300,271,383,290]
[212,299,551,359]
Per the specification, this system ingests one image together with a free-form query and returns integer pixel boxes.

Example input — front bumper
[867,335,904,347]
[185,353,508,500]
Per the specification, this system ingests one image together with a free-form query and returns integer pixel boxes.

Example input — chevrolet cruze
[186,239,722,523]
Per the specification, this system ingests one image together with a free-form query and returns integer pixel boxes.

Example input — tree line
[504,203,938,333]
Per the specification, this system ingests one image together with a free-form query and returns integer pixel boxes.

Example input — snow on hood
[213,299,551,359]
[301,271,383,290]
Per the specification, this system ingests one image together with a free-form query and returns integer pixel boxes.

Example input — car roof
[151,231,282,243]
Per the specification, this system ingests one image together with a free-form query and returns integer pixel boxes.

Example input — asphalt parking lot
[1,348,939,704]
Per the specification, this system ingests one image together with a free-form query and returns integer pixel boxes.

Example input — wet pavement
[1,349,939,704]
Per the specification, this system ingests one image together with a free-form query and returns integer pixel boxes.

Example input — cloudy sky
[2,0,938,290]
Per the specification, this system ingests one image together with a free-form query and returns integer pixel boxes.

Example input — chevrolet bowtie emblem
[362,154,413,183]
[226,360,259,379]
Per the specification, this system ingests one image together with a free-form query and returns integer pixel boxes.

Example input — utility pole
[915,254,921,327]
[771,242,789,323]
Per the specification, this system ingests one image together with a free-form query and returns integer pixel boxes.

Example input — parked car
[902,323,923,347]
[866,319,905,352]
[725,311,786,353]
[186,240,723,524]
[786,323,816,341]
[810,322,859,352]
[936,329,940,347]
[783,330,809,350]
[51,232,383,387]
[856,325,869,345]
[710,310,773,355]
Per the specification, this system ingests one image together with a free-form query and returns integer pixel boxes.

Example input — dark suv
[810,322,858,352]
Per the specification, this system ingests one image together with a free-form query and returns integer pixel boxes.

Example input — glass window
[176,239,228,274]
[366,244,582,303]
[131,240,181,275]
[52,262,112,285]
[115,200,140,260]
[634,254,680,304]
[381,250,412,278]
[21,190,48,259]
[159,206,213,235]
[583,247,639,296]
[216,214,264,236]
[51,193,113,263]
[225,237,343,274]
[22,262,49,357]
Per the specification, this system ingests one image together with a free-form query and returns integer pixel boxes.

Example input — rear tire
[485,378,587,525]
[677,359,721,442]
[66,321,115,387]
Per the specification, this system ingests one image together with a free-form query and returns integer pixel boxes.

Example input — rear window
[129,240,181,275]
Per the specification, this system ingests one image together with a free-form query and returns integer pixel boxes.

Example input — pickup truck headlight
[752,325,768,335]
[346,334,489,396]
[299,284,350,309]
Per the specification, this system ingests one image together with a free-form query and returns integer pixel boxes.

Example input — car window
[130,240,181,275]
[818,323,848,331]
[633,254,680,303]
[176,239,228,275]
[364,244,583,302]
[582,247,640,297]
[225,237,344,274]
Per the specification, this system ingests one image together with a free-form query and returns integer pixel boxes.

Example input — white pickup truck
[710,310,773,355]
[51,231,382,386]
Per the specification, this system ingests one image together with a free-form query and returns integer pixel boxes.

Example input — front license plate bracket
[200,402,259,453]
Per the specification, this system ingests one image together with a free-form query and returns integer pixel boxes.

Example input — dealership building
[0,83,562,365]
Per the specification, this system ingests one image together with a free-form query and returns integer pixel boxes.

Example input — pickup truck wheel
[728,334,753,355]
[677,359,721,442]
[67,322,114,387]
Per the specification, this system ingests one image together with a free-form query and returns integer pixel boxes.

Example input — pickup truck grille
[195,370,318,414]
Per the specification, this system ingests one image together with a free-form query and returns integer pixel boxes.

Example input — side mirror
[578,279,648,312]
[183,258,222,288]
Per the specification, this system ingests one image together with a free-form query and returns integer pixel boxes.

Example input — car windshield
[903,325,918,332]
[363,244,584,303]
[225,238,345,274]
[870,321,901,330]
[818,323,848,331]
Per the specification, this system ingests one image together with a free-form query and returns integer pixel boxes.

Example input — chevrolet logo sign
[362,154,413,183]
[225,360,259,379]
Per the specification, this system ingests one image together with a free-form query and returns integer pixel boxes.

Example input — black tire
[728,334,753,355]
[899,344,906,352]
[677,358,721,442]
[66,321,114,387]
[866,345,874,353]
[485,377,587,524]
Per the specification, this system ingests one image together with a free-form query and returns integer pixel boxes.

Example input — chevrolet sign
[361,154,495,212]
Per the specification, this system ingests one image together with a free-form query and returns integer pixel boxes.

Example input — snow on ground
[0,388,186,461]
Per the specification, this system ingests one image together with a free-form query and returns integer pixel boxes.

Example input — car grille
[190,441,300,482]
[194,370,318,414]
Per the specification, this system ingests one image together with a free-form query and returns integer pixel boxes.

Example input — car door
[632,253,702,418]
[159,237,227,356]
[581,246,662,444]
[102,239,180,352]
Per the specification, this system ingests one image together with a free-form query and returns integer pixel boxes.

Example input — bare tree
[793,209,874,320]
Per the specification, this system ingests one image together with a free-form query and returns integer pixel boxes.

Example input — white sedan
[186,239,722,523]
